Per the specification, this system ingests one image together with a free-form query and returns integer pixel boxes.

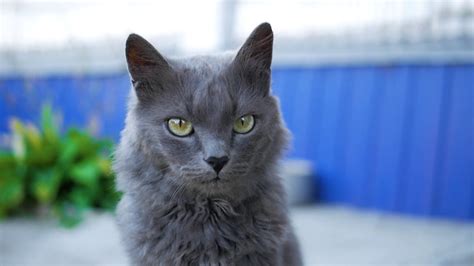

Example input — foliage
[0,105,121,227]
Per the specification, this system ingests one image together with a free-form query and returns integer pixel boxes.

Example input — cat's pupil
[179,119,182,127]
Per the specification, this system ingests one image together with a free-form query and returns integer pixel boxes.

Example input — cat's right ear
[125,34,173,102]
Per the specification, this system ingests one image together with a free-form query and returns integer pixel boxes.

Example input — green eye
[167,118,193,137]
[233,115,255,134]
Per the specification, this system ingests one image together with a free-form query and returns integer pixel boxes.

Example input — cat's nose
[205,156,229,174]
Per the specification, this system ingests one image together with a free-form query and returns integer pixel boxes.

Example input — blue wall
[1,64,473,220]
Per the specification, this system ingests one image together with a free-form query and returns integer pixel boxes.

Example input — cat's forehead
[172,53,234,75]
[172,55,236,124]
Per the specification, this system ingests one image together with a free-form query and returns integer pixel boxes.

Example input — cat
[113,22,302,266]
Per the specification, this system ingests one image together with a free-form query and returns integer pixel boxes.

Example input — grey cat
[114,22,302,266]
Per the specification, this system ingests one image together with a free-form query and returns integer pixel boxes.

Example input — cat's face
[125,23,287,197]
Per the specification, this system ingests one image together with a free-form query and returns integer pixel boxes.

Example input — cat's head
[124,23,288,198]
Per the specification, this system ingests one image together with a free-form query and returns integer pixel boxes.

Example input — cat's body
[114,23,302,265]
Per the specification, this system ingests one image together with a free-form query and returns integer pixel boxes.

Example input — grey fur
[114,22,302,266]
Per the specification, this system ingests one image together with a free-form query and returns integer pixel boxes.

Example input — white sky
[0,0,471,52]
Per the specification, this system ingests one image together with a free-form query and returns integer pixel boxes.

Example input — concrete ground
[1,206,473,266]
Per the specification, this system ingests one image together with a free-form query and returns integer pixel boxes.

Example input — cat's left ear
[232,22,273,95]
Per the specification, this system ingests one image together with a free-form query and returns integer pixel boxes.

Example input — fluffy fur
[114,22,302,265]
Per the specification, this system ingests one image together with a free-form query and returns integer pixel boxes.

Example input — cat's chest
[154,200,255,241]
[147,200,277,263]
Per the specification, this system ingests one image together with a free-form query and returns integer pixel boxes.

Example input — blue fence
[1,64,473,220]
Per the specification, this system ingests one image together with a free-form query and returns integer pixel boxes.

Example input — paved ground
[1,206,473,265]
[293,206,473,266]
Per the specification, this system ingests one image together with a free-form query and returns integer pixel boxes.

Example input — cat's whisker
[169,182,187,203]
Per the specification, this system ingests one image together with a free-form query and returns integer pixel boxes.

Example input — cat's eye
[233,115,255,134]
[167,118,193,137]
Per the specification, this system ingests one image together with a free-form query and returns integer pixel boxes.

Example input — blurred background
[0,0,473,265]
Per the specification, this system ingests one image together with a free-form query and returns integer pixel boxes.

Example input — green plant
[0,105,121,227]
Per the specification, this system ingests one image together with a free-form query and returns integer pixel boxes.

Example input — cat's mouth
[202,176,227,184]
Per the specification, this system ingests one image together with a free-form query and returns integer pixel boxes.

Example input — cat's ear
[235,22,273,70]
[125,33,173,102]
[232,22,273,95]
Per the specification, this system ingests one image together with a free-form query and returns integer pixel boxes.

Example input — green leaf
[98,181,121,210]
[66,129,99,158]
[97,157,112,175]
[68,187,95,207]
[41,104,59,143]
[31,168,62,204]
[0,152,16,169]
[69,159,101,187]
[24,143,58,166]
[58,136,80,166]
[0,174,24,209]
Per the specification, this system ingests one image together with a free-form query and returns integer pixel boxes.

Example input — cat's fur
[114,23,302,266]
